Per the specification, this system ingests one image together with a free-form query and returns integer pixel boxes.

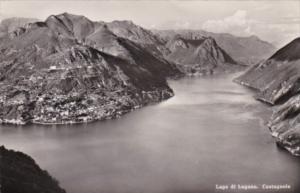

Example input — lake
[1,73,300,193]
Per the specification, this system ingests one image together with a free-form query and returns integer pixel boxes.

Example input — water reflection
[1,73,300,193]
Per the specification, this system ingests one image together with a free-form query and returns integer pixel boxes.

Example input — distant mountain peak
[45,12,96,41]
[61,12,82,17]
[45,14,74,37]
[202,37,218,46]
[0,17,39,37]
[249,34,260,39]
[164,35,240,75]
[154,29,276,65]
[109,20,136,26]
[167,36,190,50]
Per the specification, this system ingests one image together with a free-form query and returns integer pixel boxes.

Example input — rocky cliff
[164,35,242,75]
[0,13,178,125]
[235,37,300,156]
[154,29,276,65]
[0,146,66,193]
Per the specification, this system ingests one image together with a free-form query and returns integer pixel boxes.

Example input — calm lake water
[1,73,300,193]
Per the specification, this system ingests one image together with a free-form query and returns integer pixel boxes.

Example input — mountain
[91,20,242,76]
[0,17,39,37]
[235,37,300,156]
[235,37,300,105]
[45,13,180,78]
[106,20,169,56]
[0,17,276,66]
[0,146,66,193]
[0,13,178,125]
[0,13,260,125]
[153,29,276,65]
[164,35,241,75]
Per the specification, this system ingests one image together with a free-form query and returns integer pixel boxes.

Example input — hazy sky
[0,0,299,47]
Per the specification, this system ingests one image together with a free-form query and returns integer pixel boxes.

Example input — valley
[0,11,300,193]
[0,13,248,125]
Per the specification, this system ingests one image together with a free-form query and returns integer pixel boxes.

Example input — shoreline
[234,77,300,157]
[0,88,174,126]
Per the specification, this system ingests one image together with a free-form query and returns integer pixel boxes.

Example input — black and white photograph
[0,0,299,193]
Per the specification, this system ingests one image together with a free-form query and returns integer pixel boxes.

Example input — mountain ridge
[235,37,300,156]
[0,13,178,125]
[0,15,276,65]
[164,35,242,75]
[0,13,270,125]
[153,29,276,65]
